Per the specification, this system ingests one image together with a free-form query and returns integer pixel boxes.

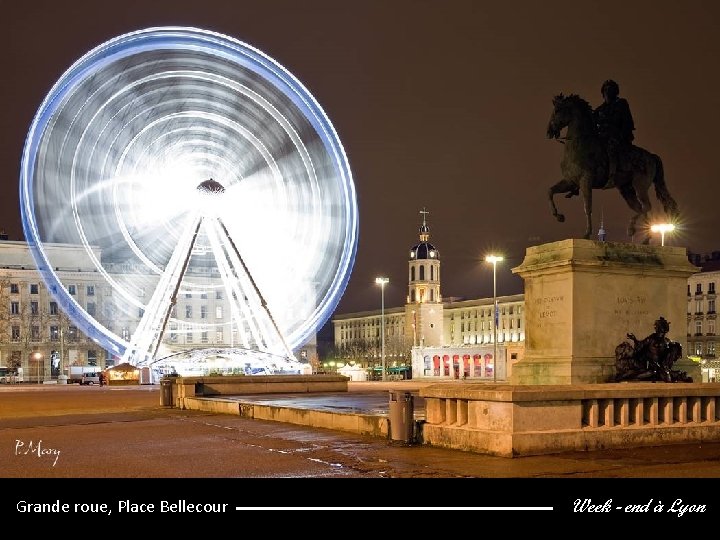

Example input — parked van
[69,366,100,384]
[80,372,100,385]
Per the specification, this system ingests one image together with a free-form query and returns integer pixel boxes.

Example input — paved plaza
[1,380,719,479]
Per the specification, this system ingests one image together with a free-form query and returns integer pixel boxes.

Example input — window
[708,342,716,356]
[695,342,703,356]
[216,329,223,343]
[86,285,95,296]
[170,331,178,343]
[696,300,703,314]
[411,267,415,281]
[10,283,19,294]
[200,292,208,299]
[10,301,20,315]
[696,283,702,294]
[186,332,194,344]
[87,350,97,366]
[121,327,130,340]
[687,284,691,296]
[215,290,223,300]
[709,320,716,335]
[710,299,716,313]
[201,331,209,343]
[185,305,192,318]
[49,301,58,315]
[50,325,59,341]
[87,302,96,316]
[200,306,207,319]
[11,326,20,341]
[696,321,703,335]
[30,301,39,315]
[68,285,76,295]
[185,292,192,299]
[68,326,78,341]
[419,266,425,280]
[710,282,716,294]
[139,287,145,297]
[31,325,40,341]
[138,307,144,318]
[216,306,223,319]
[30,284,39,294]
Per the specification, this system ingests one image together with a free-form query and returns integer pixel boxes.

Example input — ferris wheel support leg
[150,217,204,360]
[122,215,203,365]
[216,218,296,361]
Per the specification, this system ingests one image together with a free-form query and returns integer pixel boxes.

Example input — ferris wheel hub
[197,178,226,195]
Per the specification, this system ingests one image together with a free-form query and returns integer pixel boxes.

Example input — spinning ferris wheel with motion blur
[19,27,358,375]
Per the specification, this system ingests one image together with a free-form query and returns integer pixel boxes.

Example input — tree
[0,276,12,365]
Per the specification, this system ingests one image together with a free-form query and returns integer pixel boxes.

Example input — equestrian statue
[546,80,679,243]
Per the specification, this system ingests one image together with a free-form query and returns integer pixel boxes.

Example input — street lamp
[485,255,503,383]
[375,277,389,381]
[650,223,675,246]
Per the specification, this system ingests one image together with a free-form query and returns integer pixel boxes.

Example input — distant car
[0,366,17,384]
[81,373,100,385]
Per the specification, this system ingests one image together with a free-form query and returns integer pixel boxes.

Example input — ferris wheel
[20,27,358,367]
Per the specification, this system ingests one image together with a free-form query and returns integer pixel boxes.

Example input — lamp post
[485,255,503,383]
[32,351,42,384]
[375,277,389,381]
[650,223,675,246]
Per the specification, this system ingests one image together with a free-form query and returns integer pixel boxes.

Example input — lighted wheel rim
[20,27,358,360]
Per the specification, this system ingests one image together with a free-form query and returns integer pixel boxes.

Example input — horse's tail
[652,155,679,219]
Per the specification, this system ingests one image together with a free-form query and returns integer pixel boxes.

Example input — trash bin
[160,377,174,407]
[388,390,414,444]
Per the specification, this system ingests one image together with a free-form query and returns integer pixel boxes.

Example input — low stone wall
[180,397,389,438]
[164,374,349,408]
[420,382,720,457]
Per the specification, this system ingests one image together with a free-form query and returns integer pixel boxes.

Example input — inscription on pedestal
[536,295,564,320]
[614,295,650,327]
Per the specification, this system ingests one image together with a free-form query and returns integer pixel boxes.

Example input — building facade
[687,253,720,382]
[332,212,526,380]
[0,240,316,382]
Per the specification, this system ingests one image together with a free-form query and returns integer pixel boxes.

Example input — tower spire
[419,207,430,242]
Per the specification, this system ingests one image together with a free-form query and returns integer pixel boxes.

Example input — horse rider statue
[593,79,635,188]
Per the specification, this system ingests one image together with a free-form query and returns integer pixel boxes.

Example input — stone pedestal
[511,239,700,384]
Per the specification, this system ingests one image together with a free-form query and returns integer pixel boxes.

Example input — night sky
[3,0,720,322]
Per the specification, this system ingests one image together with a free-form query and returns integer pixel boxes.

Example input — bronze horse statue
[546,93,679,243]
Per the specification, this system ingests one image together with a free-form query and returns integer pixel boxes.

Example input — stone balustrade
[420,382,720,457]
